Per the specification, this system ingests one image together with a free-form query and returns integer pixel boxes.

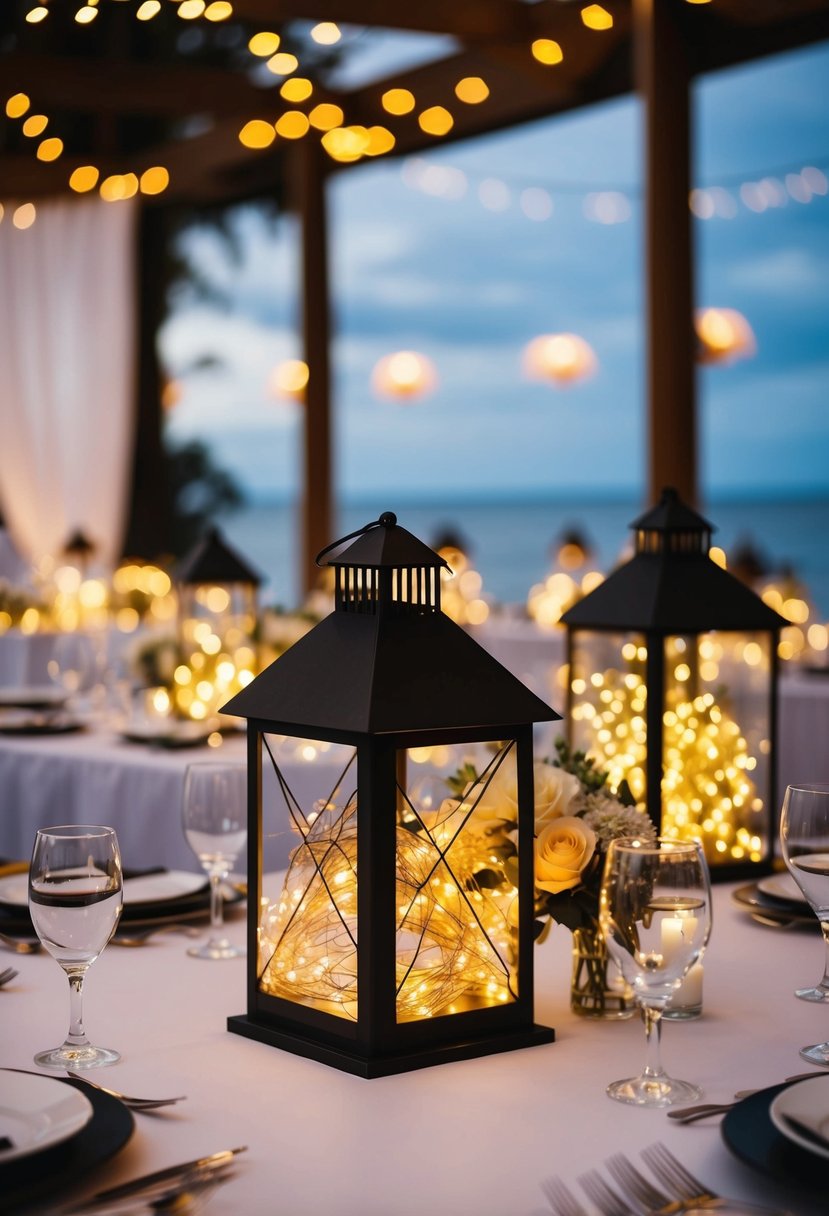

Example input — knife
[68,1146,248,1208]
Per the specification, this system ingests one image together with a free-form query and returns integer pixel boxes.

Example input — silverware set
[0,964,18,987]
[543,1142,792,1216]
[667,1070,826,1123]
[67,1146,248,1214]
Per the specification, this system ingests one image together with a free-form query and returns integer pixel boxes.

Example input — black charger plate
[1,1075,134,1212]
[721,1081,826,1192]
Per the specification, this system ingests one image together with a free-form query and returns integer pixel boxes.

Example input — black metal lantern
[561,489,785,880]
[174,526,263,720]
[224,512,558,1077]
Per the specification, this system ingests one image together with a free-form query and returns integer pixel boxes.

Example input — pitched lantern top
[562,488,786,634]
[223,513,559,736]
[176,526,263,587]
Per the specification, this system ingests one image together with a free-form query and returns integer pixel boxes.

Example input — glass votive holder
[664,962,704,1020]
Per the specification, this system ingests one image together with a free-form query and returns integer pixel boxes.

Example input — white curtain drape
[0,196,137,570]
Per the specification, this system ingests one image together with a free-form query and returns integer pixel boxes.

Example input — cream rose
[533,764,581,831]
[534,816,597,894]
[463,763,518,824]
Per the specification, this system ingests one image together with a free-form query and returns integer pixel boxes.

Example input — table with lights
[2,878,827,1216]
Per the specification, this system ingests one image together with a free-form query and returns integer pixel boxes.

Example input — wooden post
[297,139,333,598]
[635,0,697,506]
[122,205,173,559]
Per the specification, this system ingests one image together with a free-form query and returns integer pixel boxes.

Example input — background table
[3,882,825,1215]
[0,729,351,873]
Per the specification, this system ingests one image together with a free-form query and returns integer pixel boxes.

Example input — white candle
[662,913,703,1012]
[676,961,704,1007]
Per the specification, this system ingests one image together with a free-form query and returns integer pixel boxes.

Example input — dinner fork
[577,1169,630,1216]
[0,965,19,987]
[540,1175,589,1216]
[637,1144,791,1215]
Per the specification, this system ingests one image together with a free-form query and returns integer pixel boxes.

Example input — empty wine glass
[600,837,711,1106]
[29,825,123,1069]
[47,633,95,709]
[182,763,247,961]
[781,783,829,1059]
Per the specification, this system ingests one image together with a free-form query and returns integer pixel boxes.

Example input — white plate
[757,872,809,905]
[0,870,206,908]
[0,686,67,710]
[122,871,206,904]
[769,1075,829,1160]
[0,1072,94,1163]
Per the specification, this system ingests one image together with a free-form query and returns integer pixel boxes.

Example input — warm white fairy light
[259,788,517,1020]
[572,639,765,863]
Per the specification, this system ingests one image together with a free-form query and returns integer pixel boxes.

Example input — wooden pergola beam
[635,0,696,507]
[230,0,533,41]
[2,51,276,118]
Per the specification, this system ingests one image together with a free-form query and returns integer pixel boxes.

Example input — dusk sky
[162,37,829,505]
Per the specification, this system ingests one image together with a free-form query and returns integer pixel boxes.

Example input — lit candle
[662,912,703,1017]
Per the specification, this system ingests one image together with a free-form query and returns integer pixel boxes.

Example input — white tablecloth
[2,883,825,1215]
[0,729,349,874]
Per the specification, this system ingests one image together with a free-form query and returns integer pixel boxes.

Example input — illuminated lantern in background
[522,333,597,386]
[432,528,490,626]
[562,489,785,879]
[695,308,756,366]
[225,512,557,1075]
[371,351,437,400]
[527,527,604,631]
[175,527,262,722]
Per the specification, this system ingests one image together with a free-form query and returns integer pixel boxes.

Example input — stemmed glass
[182,763,247,960]
[600,837,712,1106]
[780,783,829,1060]
[29,825,123,1069]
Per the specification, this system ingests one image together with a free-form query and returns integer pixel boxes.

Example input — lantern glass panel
[662,631,771,866]
[395,740,519,1023]
[570,629,772,869]
[257,734,359,1022]
[569,630,649,805]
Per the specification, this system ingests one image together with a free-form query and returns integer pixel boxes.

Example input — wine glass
[600,837,712,1106]
[29,825,123,1069]
[47,633,95,710]
[182,763,247,961]
[780,783,829,1059]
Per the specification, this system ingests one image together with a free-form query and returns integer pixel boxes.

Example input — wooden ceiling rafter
[1,1,829,204]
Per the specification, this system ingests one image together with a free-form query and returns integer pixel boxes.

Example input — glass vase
[570,922,635,1019]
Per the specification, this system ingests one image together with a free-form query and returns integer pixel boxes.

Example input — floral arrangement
[448,738,656,942]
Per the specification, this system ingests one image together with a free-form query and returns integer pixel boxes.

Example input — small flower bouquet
[448,738,657,1017]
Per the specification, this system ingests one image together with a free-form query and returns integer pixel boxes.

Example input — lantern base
[227,1014,555,1078]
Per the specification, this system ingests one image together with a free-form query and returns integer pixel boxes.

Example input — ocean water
[220,496,829,616]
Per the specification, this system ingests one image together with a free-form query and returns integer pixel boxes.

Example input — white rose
[535,816,597,895]
[463,762,518,824]
[533,764,581,831]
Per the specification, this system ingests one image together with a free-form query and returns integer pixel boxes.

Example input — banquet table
[2,881,825,1215]
[0,728,350,874]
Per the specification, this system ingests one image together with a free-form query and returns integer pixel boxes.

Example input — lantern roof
[176,525,263,587]
[561,489,786,635]
[223,610,558,735]
[631,488,715,538]
[224,512,558,735]
[319,511,450,572]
